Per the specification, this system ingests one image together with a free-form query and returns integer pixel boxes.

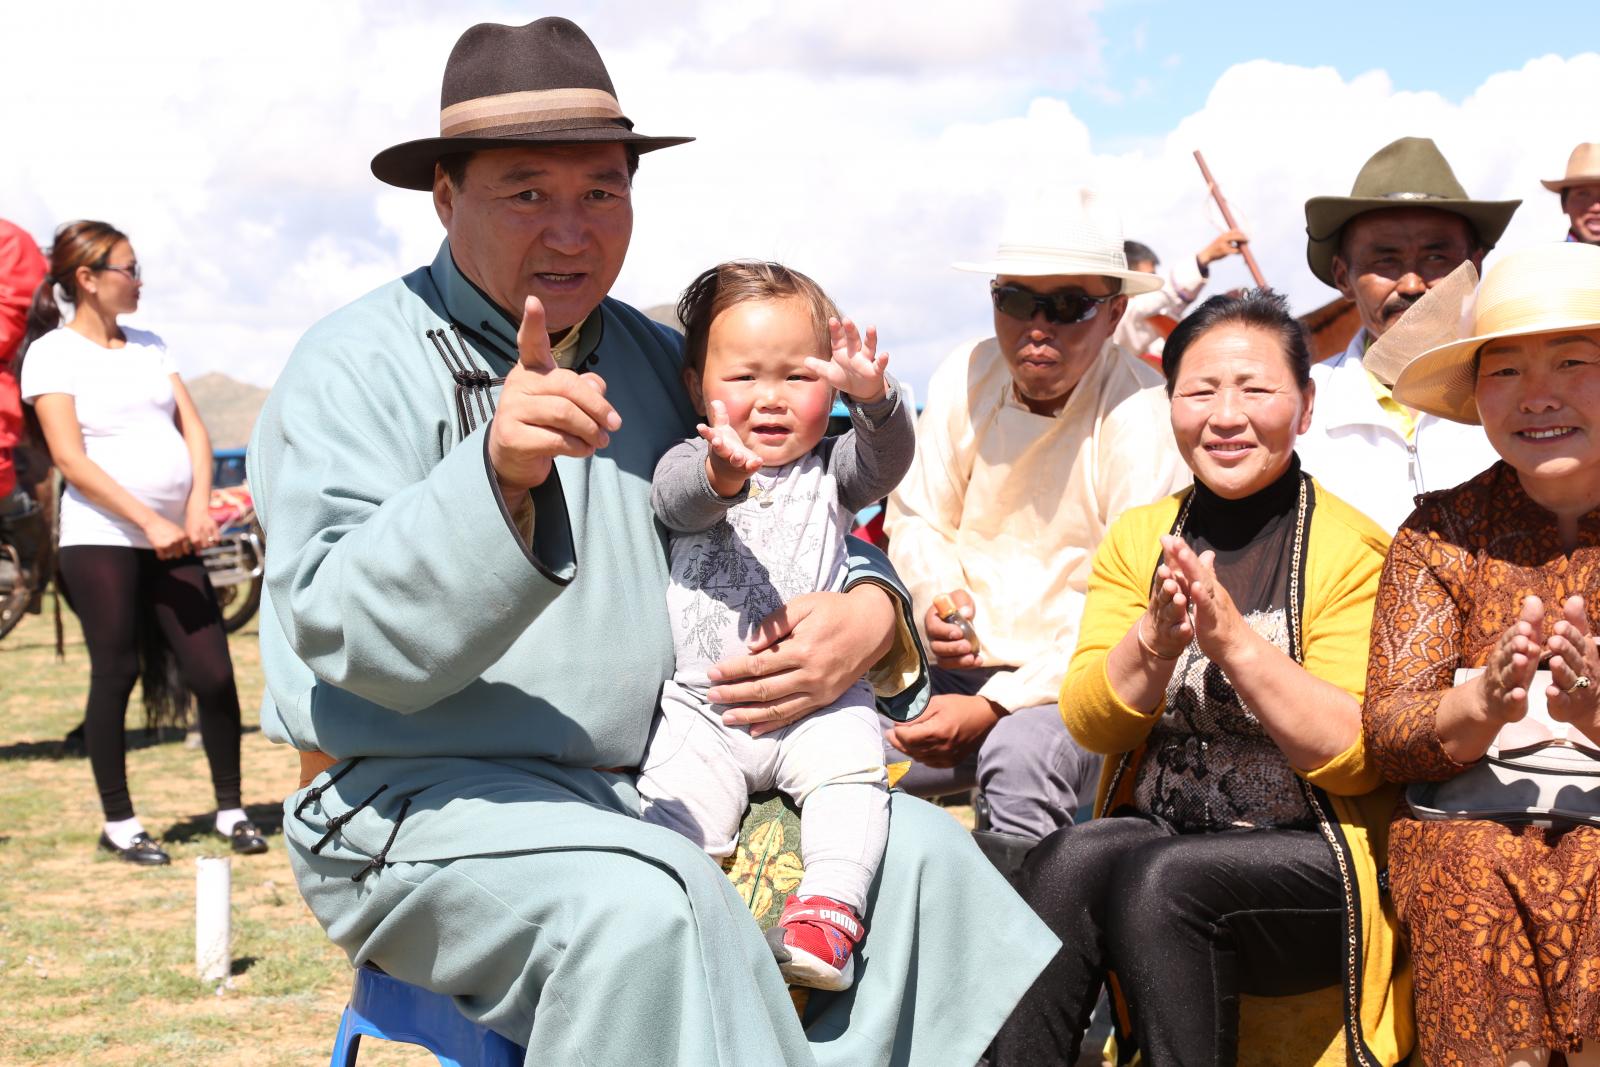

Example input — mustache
[1381,293,1422,319]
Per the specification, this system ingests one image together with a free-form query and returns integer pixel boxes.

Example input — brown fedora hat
[1303,137,1520,288]
[1541,143,1600,193]
[371,17,693,191]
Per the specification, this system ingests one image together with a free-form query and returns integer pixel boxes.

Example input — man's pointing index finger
[517,295,558,373]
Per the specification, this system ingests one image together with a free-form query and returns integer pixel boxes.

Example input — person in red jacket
[0,219,47,503]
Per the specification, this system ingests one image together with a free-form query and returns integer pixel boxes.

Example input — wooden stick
[1193,150,1268,288]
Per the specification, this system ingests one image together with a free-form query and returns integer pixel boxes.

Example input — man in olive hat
[1543,142,1600,245]
[1295,136,1517,532]
[249,16,1054,1066]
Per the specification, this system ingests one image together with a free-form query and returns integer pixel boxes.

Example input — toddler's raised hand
[697,399,763,496]
[806,317,889,404]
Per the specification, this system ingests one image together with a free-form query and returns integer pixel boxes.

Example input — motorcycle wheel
[216,520,264,633]
[219,573,263,633]
[0,587,28,641]
[0,546,28,641]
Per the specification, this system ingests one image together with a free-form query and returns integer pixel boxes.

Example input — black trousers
[991,811,1345,1067]
[58,545,242,820]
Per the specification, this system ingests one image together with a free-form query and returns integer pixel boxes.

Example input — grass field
[1,600,994,1066]
[0,607,433,1066]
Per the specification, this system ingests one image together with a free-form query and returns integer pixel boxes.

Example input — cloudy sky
[4,1,1596,397]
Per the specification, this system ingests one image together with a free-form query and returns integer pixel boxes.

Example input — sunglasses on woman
[97,261,141,281]
[990,281,1112,325]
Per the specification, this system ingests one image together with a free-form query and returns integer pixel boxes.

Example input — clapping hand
[1544,595,1600,741]
[1138,535,1194,660]
[1480,596,1542,725]
[697,399,763,496]
[805,318,888,404]
[1166,536,1250,661]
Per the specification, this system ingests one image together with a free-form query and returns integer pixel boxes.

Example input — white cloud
[2,3,1596,400]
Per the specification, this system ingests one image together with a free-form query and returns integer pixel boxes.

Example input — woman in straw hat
[994,290,1409,1066]
[1366,241,1600,1066]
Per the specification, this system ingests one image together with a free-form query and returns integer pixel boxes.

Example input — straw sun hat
[1541,143,1600,193]
[1389,242,1600,424]
[953,186,1164,295]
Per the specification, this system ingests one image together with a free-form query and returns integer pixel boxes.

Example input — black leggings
[991,811,1345,1067]
[58,545,242,821]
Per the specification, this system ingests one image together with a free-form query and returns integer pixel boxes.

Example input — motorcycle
[202,448,264,633]
[1,444,263,643]
[0,436,56,642]
[0,490,45,640]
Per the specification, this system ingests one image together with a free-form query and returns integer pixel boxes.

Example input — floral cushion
[725,791,805,932]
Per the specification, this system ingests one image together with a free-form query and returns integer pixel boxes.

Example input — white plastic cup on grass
[195,856,232,982]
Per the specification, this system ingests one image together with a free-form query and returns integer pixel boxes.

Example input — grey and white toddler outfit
[637,383,915,912]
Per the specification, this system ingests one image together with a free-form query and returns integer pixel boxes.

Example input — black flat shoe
[98,831,170,866]
[225,821,268,855]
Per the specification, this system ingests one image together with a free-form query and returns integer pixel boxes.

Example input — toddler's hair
[676,261,840,376]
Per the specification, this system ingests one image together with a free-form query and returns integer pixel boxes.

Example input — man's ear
[1105,293,1130,332]
[433,162,455,228]
[1298,377,1316,436]
[1330,254,1356,301]
[1468,246,1488,271]
[681,365,707,417]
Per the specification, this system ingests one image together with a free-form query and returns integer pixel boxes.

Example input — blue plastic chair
[329,965,527,1066]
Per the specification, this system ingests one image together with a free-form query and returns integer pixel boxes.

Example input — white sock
[104,816,147,850]
[215,808,248,835]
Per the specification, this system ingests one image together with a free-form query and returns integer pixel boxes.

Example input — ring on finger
[1566,675,1592,693]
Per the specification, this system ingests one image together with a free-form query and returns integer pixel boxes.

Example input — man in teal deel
[249,16,1056,1066]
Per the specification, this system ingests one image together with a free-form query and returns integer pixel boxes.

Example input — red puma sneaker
[767,894,864,991]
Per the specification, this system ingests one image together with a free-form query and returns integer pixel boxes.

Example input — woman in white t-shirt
[19,220,265,866]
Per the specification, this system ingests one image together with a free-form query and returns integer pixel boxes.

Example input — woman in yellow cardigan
[992,291,1411,1066]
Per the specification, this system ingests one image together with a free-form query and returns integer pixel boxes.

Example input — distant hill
[188,373,269,451]
[185,308,691,453]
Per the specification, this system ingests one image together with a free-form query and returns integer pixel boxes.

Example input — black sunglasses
[989,281,1112,325]
[96,261,142,281]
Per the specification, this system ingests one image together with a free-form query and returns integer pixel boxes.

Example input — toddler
[637,261,915,990]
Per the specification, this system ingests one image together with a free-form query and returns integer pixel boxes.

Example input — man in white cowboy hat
[1544,142,1600,245]
[249,16,1054,1066]
[1294,136,1518,533]
[883,187,1187,857]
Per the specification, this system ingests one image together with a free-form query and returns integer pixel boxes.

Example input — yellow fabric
[1366,370,1418,444]
[549,322,585,369]
[885,336,1187,713]
[1361,329,1418,444]
[867,599,922,699]
[1063,479,1414,1065]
